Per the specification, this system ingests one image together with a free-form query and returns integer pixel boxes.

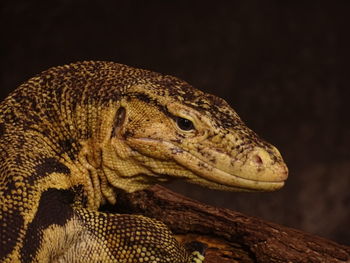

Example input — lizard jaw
[127,138,287,192]
[169,143,286,192]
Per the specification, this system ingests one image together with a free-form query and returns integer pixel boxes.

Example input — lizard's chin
[127,137,287,192]
[182,176,285,192]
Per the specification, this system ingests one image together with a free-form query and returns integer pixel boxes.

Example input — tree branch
[113,185,350,263]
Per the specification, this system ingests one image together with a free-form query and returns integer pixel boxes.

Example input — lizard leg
[18,189,190,262]
[62,208,191,263]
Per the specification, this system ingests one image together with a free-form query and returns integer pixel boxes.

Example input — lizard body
[0,61,288,262]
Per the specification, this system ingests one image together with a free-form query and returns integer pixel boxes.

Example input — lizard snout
[245,146,289,183]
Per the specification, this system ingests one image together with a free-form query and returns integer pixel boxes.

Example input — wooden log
[107,185,350,263]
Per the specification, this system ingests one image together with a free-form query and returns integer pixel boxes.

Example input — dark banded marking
[20,188,75,260]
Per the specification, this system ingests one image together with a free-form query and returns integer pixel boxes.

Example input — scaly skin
[0,61,288,262]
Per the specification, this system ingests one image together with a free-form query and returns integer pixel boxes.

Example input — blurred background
[1,1,349,244]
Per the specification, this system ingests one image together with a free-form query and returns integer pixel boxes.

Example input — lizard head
[101,72,288,193]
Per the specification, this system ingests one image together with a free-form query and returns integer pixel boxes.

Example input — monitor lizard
[0,61,288,262]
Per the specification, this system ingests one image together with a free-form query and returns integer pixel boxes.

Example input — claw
[185,241,207,263]
[190,251,205,263]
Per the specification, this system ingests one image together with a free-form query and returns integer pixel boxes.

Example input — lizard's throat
[98,141,171,195]
[77,140,157,209]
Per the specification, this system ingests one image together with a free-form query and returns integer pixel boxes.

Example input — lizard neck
[76,105,159,209]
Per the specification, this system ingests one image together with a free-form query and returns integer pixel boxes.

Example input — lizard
[0,61,288,263]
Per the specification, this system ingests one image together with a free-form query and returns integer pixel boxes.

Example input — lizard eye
[176,117,194,131]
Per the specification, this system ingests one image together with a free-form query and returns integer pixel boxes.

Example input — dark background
[1,1,349,244]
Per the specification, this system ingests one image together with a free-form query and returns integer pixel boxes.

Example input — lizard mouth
[128,138,286,192]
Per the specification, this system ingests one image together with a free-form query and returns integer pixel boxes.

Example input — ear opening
[111,106,126,137]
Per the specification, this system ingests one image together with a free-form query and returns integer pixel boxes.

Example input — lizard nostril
[253,155,263,165]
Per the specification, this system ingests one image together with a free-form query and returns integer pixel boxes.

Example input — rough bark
[111,185,350,263]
